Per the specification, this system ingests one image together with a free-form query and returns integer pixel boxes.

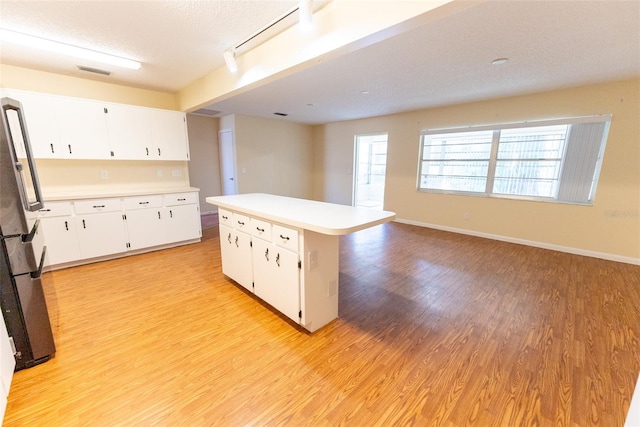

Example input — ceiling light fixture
[299,0,313,31]
[491,57,509,65]
[223,49,238,73]
[0,28,142,70]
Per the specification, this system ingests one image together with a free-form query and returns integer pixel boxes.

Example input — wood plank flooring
[4,222,640,426]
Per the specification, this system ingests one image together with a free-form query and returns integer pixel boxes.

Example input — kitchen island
[206,193,396,332]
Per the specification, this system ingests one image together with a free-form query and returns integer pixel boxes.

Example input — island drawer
[233,212,251,231]
[164,192,197,206]
[272,224,299,251]
[123,195,162,210]
[251,218,272,240]
[38,201,74,217]
[218,208,233,226]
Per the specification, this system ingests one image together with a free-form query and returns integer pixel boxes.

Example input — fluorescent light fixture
[299,0,313,31]
[223,49,238,73]
[0,28,141,70]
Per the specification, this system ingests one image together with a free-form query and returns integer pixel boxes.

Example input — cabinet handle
[177,198,186,201]
[264,248,269,261]
[222,215,228,220]
[138,201,149,205]
[158,148,161,156]
[145,147,149,156]
[82,219,86,229]
[237,221,245,226]
[40,208,51,212]
[169,210,173,218]
[276,253,280,267]
[279,234,290,241]
[50,143,54,154]
[234,236,239,247]
[68,144,72,154]
[64,221,68,231]
[93,205,106,209]
[227,233,232,244]
[256,227,264,232]
[157,211,161,220]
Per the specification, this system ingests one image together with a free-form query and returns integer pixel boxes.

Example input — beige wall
[313,79,640,262]
[0,64,176,109]
[233,115,313,198]
[186,114,221,212]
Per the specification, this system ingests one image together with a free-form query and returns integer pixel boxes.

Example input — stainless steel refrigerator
[0,97,55,370]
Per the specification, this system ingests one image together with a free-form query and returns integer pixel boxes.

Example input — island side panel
[300,230,339,332]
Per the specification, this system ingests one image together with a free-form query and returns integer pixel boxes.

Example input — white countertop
[44,187,200,201]
[206,193,396,236]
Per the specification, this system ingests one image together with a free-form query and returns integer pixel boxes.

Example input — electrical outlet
[100,170,109,179]
[157,169,163,178]
[172,169,182,177]
[463,212,470,221]
[308,250,318,270]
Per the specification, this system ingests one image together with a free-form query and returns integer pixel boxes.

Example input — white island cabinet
[206,193,395,332]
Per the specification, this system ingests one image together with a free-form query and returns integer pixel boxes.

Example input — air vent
[274,112,288,117]
[192,108,221,116]
[77,66,111,76]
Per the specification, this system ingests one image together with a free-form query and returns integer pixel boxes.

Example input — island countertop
[205,193,395,236]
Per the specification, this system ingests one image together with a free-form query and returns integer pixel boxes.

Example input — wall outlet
[308,250,318,270]
[463,212,470,221]
[172,169,182,177]
[100,170,109,179]
[157,169,163,178]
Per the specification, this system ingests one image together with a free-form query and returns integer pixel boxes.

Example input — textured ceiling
[1,1,639,125]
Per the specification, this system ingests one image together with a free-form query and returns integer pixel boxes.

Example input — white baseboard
[200,210,218,216]
[394,218,640,266]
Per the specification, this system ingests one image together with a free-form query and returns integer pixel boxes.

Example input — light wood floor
[4,222,640,426]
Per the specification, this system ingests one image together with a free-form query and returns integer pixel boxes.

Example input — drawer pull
[279,234,290,241]
[222,215,229,220]
[39,208,51,212]
[139,201,149,205]
[177,198,186,201]
[256,227,265,232]
[93,205,106,209]
[237,221,245,226]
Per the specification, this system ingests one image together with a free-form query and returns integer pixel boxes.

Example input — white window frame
[417,115,612,205]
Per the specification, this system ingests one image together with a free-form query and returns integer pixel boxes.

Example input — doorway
[218,129,237,195]
[353,133,388,210]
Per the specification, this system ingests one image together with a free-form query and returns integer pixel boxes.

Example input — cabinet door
[219,224,253,292]
[6,90,62,159]
[150,110,189,160]
[251,237,271,301]
[104,103,152,160]
[271,247,300,322]
[39,216,81,266]
[165,204,201,243]
[125,208,166,250]
[54,97,111,159]
[76,212,127,259]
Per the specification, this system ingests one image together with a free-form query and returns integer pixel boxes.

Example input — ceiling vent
[192,108,221,116]
[77,65,111,76]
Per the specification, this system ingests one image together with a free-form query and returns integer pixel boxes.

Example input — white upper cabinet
[150,109,189,161]
[104,104,153,160]
[54,96,111,159]
[4,89,190,161]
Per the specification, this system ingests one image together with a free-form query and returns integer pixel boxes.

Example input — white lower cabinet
[0,313,15,424]
[75,211,128,259]
[219,208,301,323]
[251,237,300,322]
[219,224,253,292]
[39,191,201,268]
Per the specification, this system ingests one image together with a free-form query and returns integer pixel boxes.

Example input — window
[418,116,611,204]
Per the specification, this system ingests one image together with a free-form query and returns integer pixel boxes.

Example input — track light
[299,0,313,31]
[223,49,238,73]
[0,28,141,70]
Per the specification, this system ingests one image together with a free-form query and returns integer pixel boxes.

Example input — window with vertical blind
[418,115,611,204]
